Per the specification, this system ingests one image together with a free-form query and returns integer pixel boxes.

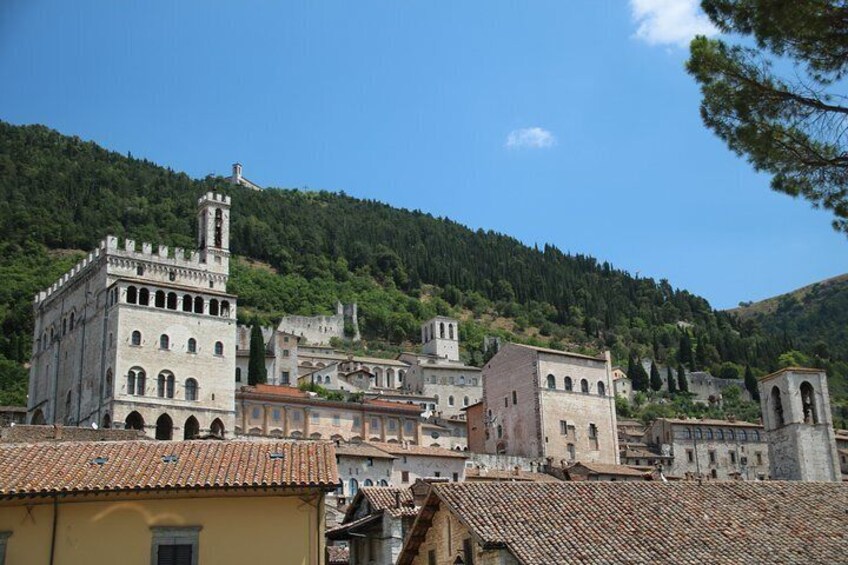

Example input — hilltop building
[758,367,841,481]
[481,343,619,465]
[27,192,237,440]
[229,162,262,191]
[235,325,300,386]
[278,302,360,345]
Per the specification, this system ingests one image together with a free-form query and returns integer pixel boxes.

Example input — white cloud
[630,0,718,47]
[505,127,556,149]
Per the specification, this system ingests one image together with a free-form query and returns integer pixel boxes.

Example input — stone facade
[646,418,769,480]
[235,325,299,386]
[758,367,841,481]
[370,443,468,486]
[481,343,619,465]
[420,316,460,361]
[236,384,423,444]
[27,192,236,440]
[277,302,360,345]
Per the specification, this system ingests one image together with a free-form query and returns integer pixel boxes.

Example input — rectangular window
[272,409,281,421]
[404,420,414,433]
[428,550,436,565]
[292,410,302,422]
[512,391,517,405]
[452,472,459,482]
[708,450,716,465]
[503,397,508,408]
[371,418,380,430]
[251,407,260,420]
[283,349,290,357]
[730,451,737,465]
[588,424,598,439]
[353,416,361,429]
[560,420,568,435]
[281,371,290,385]
[402,471,409,483]
[434,472,441,478]
[388,419,397,431]
[0,531,10,565]
[333,414,341,426]
[463,538,475,565]
[756,451,763,466]
[686,449,694,463]
[310,411,319,423]
[151,526,200,565]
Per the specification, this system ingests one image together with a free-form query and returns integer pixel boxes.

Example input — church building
[26,192,237,440]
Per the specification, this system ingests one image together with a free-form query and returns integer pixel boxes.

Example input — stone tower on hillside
[421,316,459,362]
[758,367,840,481]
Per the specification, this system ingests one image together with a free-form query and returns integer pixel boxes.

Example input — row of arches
[125,285,231,318]
[770,382,819,427]
[423,321,456,343]
[123,411,225,440]
[125,367,198,400]
[434,394,473,407]
[546,374,606,396]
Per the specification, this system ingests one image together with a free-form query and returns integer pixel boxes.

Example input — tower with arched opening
[420,316,460,362]
[757,367,840,481]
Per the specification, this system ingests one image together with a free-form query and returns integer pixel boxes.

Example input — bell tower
[197,192,231,274]
[421,316,459,362]
[758,367,840,481]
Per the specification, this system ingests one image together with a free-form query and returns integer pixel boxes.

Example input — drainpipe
[49,496,59,565]
[75,283,91,424]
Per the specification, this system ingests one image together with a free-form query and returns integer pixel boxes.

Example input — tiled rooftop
[334,443,396,459]
[464,468,561,483]
[0,440,338,498]
[399,482,848,564]
[567,461,647,477]
[368,442,468,459]
[360,486,417,517]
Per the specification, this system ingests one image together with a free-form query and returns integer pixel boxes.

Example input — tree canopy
[688,0,848,233]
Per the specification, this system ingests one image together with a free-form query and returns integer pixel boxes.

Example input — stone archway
[155,413,173,440]
[184,416,200,440]
[125,411,144,431]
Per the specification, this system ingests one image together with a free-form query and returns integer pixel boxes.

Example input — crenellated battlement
[198,191,231,206]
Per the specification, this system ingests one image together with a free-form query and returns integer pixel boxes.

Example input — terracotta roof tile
[367,442,468,459]
[464,468,561,483]
[399,482,848,564]
[334,443,396,459]
[360,486,417,517]
[567,461,647,477]
[0,440,338,497]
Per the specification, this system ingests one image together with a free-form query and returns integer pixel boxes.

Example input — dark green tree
[688,1,848,233]
[744,364,760,402]
[248,323,267,385]
[677,362,689,393]
[679,332,693,365]
[667,365,677,394]
[649,361,663,392]
[630,355,649,392]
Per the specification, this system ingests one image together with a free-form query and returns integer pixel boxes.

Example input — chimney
[394,491,401,509]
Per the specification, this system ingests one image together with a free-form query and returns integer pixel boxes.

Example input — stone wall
[0,424,146,443]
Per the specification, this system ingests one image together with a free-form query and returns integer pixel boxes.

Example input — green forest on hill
[0,122,845,425]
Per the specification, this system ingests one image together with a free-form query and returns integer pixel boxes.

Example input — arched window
[752,431,760,441]
[564,377,573,391]
[184,416,199,440]
[597,381,606,396]
[105,369,113,397]
[349,478,359,496]
[325,375,331,384]
[717,429,724,440]
[235,367,242,382]
[210,418,225,439]
[182,294,192,312]
[167,292,177,310]
[739,430,748,441]
[157,373,166,398]
[705,428,713,440]
[440,322,445,338]
[214,341,224,356]
[379,479,388,486]
[448,396,455,406]
[221,300,231,317]
[694,428,702,439]
[363,479,373,487]
[155,414,173,441]
[580,379,589,394]
[434,394,440,406]
[155,290,165,308]
[166,373,175,399]
[463,396,469,406]
[159,334,170,350]
[496,425,503,439]
[185,378,198,401]
[194,296,204,314]
[131,330,142,346]
[214,208,223,247]
[800,381,818,424]
[547,374,556,389]
[102,413,111,429]
[771,386,784,427]
[448,324,454,339]
[125,411,144,431]
[127,286,137,304]
[209,299,219,316]
[69,312,75,331]
[512,390,517,404]
[128,367,145,396]
[138,288,150,306]
[187,338,197,353]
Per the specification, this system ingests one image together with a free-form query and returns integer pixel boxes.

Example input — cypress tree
[679,332,693,365]
[248,323,267,385]
[627,355,638,389]
[649,361,663,392]
[667,365,677,394]
[677,363,689,393]
[744,365,759,402]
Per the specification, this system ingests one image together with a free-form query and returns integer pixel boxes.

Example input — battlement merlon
[34,234,229,306]
[198,192,232,207]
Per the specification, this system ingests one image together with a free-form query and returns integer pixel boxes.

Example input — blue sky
[1,1,845,309]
